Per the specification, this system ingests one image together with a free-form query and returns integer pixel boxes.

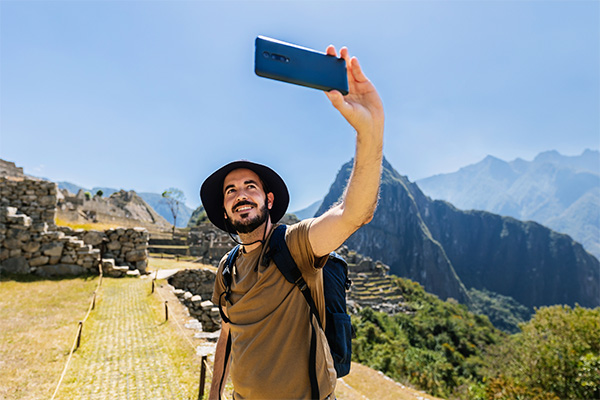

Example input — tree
[95,189,104,197]
[162,188,185,235]
[483,305,600,399]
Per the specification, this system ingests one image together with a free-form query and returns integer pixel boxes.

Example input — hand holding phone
[255,36,349,95]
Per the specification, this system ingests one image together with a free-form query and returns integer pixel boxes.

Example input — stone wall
[188,225,233,266]
[0,176,149,277]
[168,269,220,332]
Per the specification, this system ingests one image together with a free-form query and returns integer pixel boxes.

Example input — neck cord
[226,216,270,250]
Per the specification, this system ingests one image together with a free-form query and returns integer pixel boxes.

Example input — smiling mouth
[233,202,257,214]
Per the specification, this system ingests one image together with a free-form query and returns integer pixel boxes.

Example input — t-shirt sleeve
[211,253,229,305]
[285,218,328,276]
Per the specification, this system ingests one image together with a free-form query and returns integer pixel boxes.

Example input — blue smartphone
[255,36,349,95]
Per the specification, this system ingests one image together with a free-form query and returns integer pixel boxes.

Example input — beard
[226,200,269,234]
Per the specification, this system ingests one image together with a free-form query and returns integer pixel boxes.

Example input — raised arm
[309,46,384,257]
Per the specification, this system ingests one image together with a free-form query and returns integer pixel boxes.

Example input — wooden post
[76,321,83,349]
[198,355,208,400]
[92,291,96,310]
[151,279,155,294]
[165,301,169,321]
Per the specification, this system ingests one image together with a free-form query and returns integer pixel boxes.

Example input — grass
[340,363,443,400]
[0,275,100,400]
[148,256,217,272]
[56,277,203,399]
[55,217,121,231]
[0,261,439,400]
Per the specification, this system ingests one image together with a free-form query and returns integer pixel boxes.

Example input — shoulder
[283,219,327,273]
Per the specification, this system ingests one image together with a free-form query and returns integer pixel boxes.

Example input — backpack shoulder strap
[267,224,322,400]
[218,245,240,324]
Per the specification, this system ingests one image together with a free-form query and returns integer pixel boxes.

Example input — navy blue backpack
[219,224,353,400]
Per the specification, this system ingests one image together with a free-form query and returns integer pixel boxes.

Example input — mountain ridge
[416,149,600,259]
[317,157,599,310]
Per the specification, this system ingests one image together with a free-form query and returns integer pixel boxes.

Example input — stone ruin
[188,224,234,266]
[0,175,149,277]
[168,269,221,332]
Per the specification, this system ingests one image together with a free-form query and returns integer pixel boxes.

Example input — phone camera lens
[262,51,270,58]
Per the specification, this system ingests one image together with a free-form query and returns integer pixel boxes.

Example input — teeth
[237,206,252,212]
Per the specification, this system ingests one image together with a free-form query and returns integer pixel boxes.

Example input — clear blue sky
[1,1,598,211]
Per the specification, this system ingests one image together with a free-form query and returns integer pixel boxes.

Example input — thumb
[325,90,346,111]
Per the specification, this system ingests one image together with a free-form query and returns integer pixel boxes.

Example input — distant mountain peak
[416,148,600,260]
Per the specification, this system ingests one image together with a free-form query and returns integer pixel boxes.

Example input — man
[201,45,384,400]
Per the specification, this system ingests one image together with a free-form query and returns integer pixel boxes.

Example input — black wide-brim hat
[200,160,290,233]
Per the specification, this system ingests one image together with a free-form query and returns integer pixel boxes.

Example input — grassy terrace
[0,257,441,400]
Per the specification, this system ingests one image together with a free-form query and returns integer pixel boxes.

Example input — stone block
[200,300,214,310]
[0,256,29,274]
[125,249,146,263]
[29,256,50,267]
[3,238,23,250]
[32,222,48,233]
[22,241,41,253]
[38,195,56,207]
[9,249,22,258]
[35,264,84,277]
[191,295,203,304]
[82,230,106,246]
[136,260,147,273]
[107,241,121,251]
[41,242,64,257]
[60,255,76,264]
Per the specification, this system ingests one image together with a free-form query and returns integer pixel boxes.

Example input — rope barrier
[50,265,104,400]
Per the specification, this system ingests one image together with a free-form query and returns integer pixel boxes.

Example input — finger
[340,47,350,63]
[326,45,337,57]
[349,57,368,83]
[324,89,345,109]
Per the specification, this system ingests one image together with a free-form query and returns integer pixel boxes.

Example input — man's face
[222,168,274,234]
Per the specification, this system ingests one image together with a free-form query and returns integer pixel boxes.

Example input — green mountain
[317,157,600,310]
[416,149,600,259]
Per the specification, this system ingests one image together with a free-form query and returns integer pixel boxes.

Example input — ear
[267,192,275,210]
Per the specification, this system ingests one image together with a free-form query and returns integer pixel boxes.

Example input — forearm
[209,322,231,400]
[342,121,384,226]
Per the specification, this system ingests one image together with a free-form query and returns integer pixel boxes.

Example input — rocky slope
[317,158,600,309]
[57,188,172,231]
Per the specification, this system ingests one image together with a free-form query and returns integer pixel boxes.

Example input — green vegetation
[352,277,600,400]
[187,205,208,227]
[467,288,532,333]
[481,304,600,400]
[352,277,503,398]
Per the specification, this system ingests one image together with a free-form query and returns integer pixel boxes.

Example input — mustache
[232,200,258,212]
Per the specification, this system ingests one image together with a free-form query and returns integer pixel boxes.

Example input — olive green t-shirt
[212,219,337,399]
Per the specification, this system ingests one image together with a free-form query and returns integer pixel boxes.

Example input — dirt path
[56,278,196,399]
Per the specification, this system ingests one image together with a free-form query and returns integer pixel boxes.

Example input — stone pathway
[57,278,194,399]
